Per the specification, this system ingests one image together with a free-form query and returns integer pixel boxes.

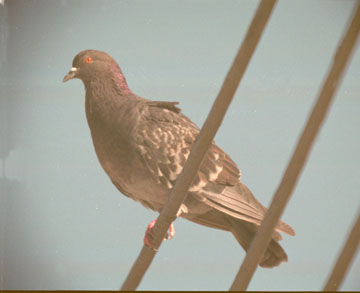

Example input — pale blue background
[1,0,359,290]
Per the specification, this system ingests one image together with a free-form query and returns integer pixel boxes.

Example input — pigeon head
[63,49,130,92]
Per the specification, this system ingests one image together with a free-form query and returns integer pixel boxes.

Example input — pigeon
[63,49,295,268]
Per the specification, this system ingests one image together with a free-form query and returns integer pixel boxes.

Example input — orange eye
[85,56,93,64]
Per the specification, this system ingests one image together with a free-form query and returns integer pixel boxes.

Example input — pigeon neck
[110,63,131,95]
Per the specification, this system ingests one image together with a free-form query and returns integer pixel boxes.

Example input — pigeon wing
[134,101,197,189]
[134,101,294,235]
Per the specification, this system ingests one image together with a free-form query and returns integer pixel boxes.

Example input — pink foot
[144,219,175,250]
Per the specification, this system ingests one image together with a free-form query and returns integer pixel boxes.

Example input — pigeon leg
[144,219,175,249]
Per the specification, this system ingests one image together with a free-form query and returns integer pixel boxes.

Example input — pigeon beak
[63,67,79,82]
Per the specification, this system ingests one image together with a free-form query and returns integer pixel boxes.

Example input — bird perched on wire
[63,49,295,268]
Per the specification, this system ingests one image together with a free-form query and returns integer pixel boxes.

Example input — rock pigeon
[63,49,295,268]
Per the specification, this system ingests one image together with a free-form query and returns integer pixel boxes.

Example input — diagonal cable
[120,0,277,290]
[323,210,360,291]
[230,1,360,291]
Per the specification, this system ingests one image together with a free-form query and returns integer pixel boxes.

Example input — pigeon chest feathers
[84,87,144,184]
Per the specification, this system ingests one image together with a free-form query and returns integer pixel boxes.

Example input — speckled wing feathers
[135,101,195,189]
[132,101,292,232]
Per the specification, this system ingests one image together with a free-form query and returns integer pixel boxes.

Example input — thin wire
[120,0,277,290]
[323,210,360,291]
[230,1,360,291]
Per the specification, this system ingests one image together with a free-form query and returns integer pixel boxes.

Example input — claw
[165,222,175,240]
[144,219,175,250]
[144,219,157,249]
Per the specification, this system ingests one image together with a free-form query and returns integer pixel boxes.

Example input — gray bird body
[64,49,295,267]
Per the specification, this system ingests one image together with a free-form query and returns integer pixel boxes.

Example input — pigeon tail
[228,216,288,268]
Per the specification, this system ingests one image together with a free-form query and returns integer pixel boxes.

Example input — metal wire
[324,210,360,291]
[229,1,360,290]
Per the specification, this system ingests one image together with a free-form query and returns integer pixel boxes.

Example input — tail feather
[228,217,288,268]
[183,209,290,268]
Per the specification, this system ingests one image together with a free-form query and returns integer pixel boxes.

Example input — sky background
[1,0,359,290]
